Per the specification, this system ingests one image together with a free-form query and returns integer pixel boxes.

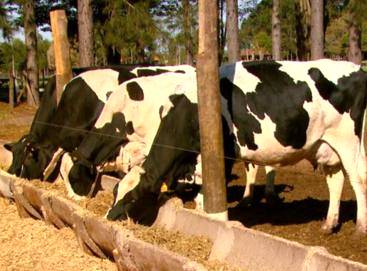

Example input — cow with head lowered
[5,65,190,180]
[58,68,197,202]
[107,59,367,234]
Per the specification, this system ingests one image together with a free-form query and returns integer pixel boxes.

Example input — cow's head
[20,143,55,179]
[5,135,31,176]
[67,153,97,197]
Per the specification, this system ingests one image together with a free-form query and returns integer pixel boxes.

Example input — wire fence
[30,119,355,186]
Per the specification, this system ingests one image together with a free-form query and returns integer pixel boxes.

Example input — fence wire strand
[31,119,355,185]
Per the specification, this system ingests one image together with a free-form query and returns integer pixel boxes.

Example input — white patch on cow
[59,153,85,201]
[78,69,120,103]
[114,166,146,206]
[277,59,360,85]
[160,100,174,119]
[220,62,261,94]
[43,148,65,180]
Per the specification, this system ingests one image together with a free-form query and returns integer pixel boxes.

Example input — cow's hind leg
[326,140,367,234]
[322,168,344,233]
[264,166,280,205]
[242,163,259,205]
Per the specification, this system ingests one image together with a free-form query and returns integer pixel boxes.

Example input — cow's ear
[3,143,14,151]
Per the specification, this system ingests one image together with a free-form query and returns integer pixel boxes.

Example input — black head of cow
[5,135,56,180]
[20,143,55,179]
[68,157,96,196]
[4,135,29,175]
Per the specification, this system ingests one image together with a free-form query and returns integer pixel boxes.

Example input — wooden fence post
[50,9,72,105]
[196,0,228,220]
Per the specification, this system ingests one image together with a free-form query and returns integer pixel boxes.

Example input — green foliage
[0,38,26,73]
[240,0,367,59]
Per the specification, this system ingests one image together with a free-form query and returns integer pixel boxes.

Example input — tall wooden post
[310,0,324,60]
[197,0,228,221]
[50,9,72,105]
[226,0,240,63]
[272,0,281,60]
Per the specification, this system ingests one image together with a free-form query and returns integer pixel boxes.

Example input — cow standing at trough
[59,69,197,201]
[107,59,367,234]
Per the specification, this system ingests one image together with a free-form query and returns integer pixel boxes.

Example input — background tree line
[0,0,366,107]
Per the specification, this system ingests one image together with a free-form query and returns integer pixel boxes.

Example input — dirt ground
[0,197,116,271]
[228,162,367,264]
[1,102,367,268]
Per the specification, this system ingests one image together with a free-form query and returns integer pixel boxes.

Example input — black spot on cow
[159,105,164,119]
[126,121,134,135]
[156,69,170,74]
[117,69,137,84]
[234,61,313,149]
[127,81,144,101]
[309,68,367,137]
[220,78,261,150]
[106,91,113,99]
[137,68,169,77]
[174,70,186,74]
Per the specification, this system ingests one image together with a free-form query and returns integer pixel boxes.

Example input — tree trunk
[78,0,94,67]
[294,1,309,61]
[272,0,281,60]
[183,0,193,65]
[197,0,227,220]
[218,0,226,64]
[24,0,39,107]
[347,15,362,65]
[310,0,324,60]
[226,0,240,63]
[8,70,14,108]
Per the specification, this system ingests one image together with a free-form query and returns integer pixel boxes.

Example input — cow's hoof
[320,222,337,235]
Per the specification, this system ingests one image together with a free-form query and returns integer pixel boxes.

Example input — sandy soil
[228,162,367,264]
[0,197,116,271]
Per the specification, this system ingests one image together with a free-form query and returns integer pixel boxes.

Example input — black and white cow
[107,59,367,234]
[57,67,196,199]
[6,65,195,181]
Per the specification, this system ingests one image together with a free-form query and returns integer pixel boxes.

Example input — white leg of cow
[43,148,65,180]
[194,192,204,211]
[113,166,145,206]
[243,163,259,201]
[322,169,344,233]
[345,156,367,234]
[326,138,367,234]
[59,153,86,201]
